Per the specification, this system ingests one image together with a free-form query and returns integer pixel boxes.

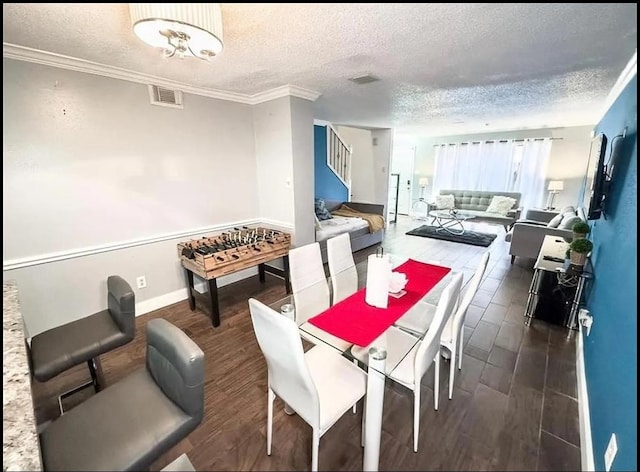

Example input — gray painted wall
[3,59,263,336]
[336,126,375,202]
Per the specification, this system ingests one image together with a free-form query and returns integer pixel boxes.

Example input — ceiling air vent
[148,85,183,108]
[349,74,380,85]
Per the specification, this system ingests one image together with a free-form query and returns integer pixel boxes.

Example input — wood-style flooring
[31,216,581,471]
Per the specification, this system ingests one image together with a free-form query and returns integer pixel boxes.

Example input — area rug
[406,224,497,247]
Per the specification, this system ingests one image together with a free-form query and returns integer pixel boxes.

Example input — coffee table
[428,210,476,235]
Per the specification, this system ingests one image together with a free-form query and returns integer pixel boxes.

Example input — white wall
[4,59,318,336]
[405,125,593,209]
[290,97,315,246]
[3,60,258,260]
[336,126,375,202]
[253,97,295,228]
[371,129,393,207]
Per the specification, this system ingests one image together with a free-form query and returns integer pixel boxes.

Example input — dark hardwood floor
[31,216,581,471]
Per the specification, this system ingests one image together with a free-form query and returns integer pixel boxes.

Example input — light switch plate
[604,433,617,471]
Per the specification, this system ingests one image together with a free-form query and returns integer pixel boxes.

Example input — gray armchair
[39,318,205,471]
[506,207,585,263]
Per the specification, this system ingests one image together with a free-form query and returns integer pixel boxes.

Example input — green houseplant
[569,238,593,266]
[572,221,591,240]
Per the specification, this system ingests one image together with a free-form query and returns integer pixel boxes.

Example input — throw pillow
[314,214,322,230]
[559,215,583,230]
[435,194,455,210]
[486,196,517,216]
[314,198,333,221]
[547,214,563,228]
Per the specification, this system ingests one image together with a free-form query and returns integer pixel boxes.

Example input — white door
[387,173,400,223]
[391,145,415,215]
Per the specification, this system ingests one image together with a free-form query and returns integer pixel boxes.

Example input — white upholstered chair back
[414,273,463,381]
[326,233,358,304]
[289,242,330,324]
[248,298,320,427]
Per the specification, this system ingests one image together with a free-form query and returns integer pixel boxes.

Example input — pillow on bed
[314,198,333,221]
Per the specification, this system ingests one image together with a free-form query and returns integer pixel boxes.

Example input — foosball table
[177,226,292,327]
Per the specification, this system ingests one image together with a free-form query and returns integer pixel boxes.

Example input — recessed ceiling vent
[148,85,183,108]
[349,74,380,85]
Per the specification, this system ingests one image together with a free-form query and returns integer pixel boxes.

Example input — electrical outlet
[604,433,617,471]
[136,275,147,289]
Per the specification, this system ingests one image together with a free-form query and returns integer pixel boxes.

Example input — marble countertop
[3,281,42,471]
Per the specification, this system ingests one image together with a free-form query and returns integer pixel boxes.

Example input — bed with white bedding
[315,216,369,242]
[314,199,386,263]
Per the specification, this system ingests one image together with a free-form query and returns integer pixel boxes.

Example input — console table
[524,235,592,331]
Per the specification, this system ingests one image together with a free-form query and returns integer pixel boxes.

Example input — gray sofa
[505,206,587,263]
[317,200,385,263]
[428,190,522,230]
[39,319,205,471]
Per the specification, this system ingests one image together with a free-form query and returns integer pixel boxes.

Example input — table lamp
[418,177,429,201]
[546,180,564,210]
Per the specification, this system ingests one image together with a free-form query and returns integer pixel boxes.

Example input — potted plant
[572,221,591,240]
[569,238,593,266]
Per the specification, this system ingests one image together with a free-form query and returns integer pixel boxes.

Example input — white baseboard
[135,266,261,317]
[577,326,595,471]
[136,288,188,316]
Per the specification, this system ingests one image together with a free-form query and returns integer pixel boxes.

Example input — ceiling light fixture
[129,3,224,61]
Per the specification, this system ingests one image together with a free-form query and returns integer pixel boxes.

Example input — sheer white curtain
[433,138,552,209]
[514,138,552,210]
[433,140,515,193]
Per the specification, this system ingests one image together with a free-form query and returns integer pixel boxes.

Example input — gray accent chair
[428,190,522,230]
[505,207,587,263]
[39,318,205,471]
[29,276,136,412]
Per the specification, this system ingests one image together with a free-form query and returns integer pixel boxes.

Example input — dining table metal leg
[363,347,387,472]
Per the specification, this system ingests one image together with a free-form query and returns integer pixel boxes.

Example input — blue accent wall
[585,75,637,471]
[314,125,348,201]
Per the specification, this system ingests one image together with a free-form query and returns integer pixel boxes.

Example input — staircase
[325,124,352,190]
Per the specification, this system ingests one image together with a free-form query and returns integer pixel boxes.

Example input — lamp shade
[547,180,564,191]
[129,3,223,59]
[418,177,429,187]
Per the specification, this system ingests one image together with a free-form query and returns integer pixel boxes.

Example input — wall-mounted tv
[581,132,608,220]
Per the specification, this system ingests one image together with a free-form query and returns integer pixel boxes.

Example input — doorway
[391,145,416,215]
[387,173,400,223]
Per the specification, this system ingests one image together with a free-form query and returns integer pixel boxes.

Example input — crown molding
[2,43,321,104]
[596,49,637,124]
[251,85,321,104]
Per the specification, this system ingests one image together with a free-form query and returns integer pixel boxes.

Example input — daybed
[315,199,385,263]
[427,189,522,230]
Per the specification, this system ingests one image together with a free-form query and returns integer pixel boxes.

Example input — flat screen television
[581,132,608,220]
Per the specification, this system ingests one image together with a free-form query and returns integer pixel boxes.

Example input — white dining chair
[289,242,330,325]
[350,272,462,452]
[440,251,490,400]
[326,233,358,304]
[288,242,352,351]
[248,298,367,472]
[389,272,462,452]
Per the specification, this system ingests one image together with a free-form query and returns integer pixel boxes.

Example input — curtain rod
[433,137,563,146]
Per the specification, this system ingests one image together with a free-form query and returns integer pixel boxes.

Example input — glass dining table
[263,254,458,472]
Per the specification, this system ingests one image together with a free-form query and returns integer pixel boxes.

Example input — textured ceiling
[2,3,637,137]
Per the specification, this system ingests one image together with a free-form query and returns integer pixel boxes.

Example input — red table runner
[308,259,451,347]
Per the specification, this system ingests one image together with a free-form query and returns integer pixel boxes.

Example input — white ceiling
[2,3,637,137]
